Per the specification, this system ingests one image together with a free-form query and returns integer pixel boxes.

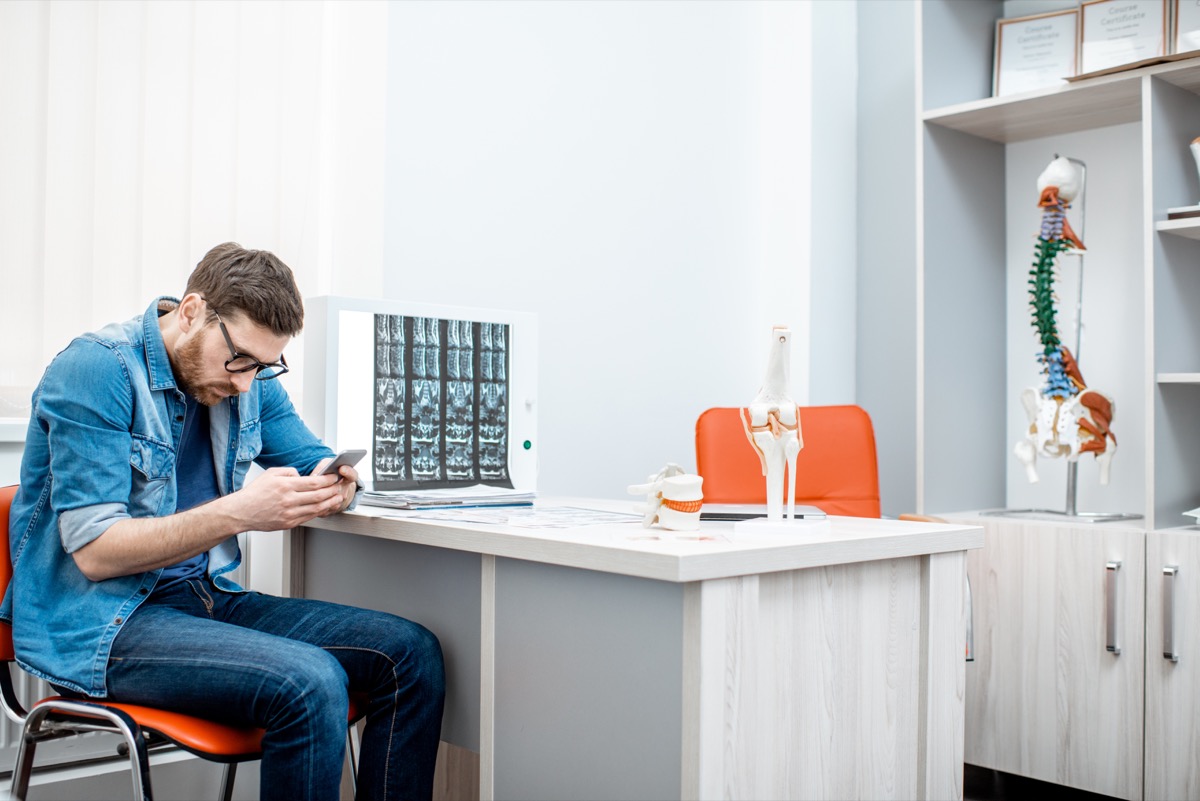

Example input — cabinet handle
[1106,561,1121,655]
[965,572,974,662]
[1164,565,1179,662]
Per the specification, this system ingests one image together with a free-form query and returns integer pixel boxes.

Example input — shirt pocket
[235,420,262,463]
[231,421,262,490]
[129,435,174,517]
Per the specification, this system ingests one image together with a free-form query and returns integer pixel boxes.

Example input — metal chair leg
[10,712,41,801]
[346,721,361,796]
[218,762,237,801]
[127,729,154,801]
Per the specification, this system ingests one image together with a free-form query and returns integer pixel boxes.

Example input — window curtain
[0,0,387,422]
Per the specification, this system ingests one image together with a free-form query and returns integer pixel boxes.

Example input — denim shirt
[0,297,334,696]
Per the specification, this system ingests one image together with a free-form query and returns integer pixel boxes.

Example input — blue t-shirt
[156,394,218,588]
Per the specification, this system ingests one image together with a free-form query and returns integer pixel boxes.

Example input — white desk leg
[480,554,496,801]
[682,575,759,801]
[284,527,306,598]
[919,550,967,801]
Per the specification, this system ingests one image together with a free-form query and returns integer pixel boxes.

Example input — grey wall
[855,0,918,517]
[810,0,859,406]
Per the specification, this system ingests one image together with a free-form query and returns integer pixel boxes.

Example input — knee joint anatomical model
[742,326,803,520]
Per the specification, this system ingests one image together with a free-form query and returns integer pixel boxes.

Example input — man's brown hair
[185,243,305,336]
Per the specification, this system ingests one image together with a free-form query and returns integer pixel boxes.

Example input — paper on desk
[360,484,536,509]
[379,505,641,529]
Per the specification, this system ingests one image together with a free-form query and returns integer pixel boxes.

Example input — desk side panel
[304,531,483,751]
[492,558,684,801]
[683,558,925,800]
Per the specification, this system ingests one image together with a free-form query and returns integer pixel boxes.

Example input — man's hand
[310,457,360,518]
[226,467,349,530]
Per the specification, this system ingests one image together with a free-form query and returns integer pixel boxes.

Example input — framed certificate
[1080,0,1168,73]
[994,9,1079,97]
[1175,0,1200,53]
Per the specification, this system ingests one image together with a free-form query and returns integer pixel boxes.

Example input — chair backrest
[695,406,881,517]
[0,485,16,661]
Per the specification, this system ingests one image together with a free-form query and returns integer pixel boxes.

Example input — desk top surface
[303,498,983,583]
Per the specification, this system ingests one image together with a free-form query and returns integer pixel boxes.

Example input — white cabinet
[1145,528,1200,800]
[954,515,1144,800]
[957,518,1200,800]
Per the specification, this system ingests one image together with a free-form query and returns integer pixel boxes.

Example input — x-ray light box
[304,296,538,493]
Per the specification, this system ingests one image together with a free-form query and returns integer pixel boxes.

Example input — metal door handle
[1164,565,1179,662]
[965,572,974,662]
[1106,561,1121,655]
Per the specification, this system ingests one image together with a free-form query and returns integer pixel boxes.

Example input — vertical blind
[0,0,388,421]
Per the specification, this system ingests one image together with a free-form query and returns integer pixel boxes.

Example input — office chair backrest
[0,485,16,662]
[695,405,881,517]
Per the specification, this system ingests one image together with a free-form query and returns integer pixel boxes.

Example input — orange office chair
[695,405,881,517]
[0,485,364,801]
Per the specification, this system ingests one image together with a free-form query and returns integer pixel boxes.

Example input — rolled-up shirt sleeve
[58,503,131,554]
[37,340,137,554]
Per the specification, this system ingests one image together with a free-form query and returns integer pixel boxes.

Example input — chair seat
[35,694,366,759]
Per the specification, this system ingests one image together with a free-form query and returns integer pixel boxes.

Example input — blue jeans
[104,576,445,801]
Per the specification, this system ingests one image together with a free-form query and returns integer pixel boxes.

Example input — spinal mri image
[372,314,511,490]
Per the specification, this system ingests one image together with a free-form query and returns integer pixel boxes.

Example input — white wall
[382,0,819,499]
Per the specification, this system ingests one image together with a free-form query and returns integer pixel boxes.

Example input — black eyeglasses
[212,311,289,381]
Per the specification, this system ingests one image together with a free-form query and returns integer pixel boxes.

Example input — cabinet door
[960,517,1145,800]
[1145,529,1200,800]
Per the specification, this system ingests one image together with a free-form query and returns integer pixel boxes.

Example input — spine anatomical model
[742,327,803,520]
[1014,156,1117,485]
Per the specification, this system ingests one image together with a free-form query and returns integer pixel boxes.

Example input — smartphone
[320,449,367,476]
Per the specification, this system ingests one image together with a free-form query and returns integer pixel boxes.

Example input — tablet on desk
[700,504,827,521]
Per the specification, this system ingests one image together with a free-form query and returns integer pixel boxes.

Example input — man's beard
[174,334,235,407]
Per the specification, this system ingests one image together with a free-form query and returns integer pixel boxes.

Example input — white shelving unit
[923,58,1200,144]
[914,2,1200,798]
[1156,217,1200,239]
[917,1,1200,525]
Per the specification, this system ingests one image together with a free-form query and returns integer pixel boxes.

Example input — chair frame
[6,689,158,801]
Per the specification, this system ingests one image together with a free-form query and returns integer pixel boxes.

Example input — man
[1,244,445,800]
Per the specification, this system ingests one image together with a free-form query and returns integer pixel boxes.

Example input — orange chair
[695,405,881,517]
[0,485,363,801]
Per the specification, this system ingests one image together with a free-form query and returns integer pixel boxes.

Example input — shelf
[923,55,1200,144]
[1156,217,1200,240]
[1157,373,1200,384]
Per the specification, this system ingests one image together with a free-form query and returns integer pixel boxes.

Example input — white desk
[294,501,982,801]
